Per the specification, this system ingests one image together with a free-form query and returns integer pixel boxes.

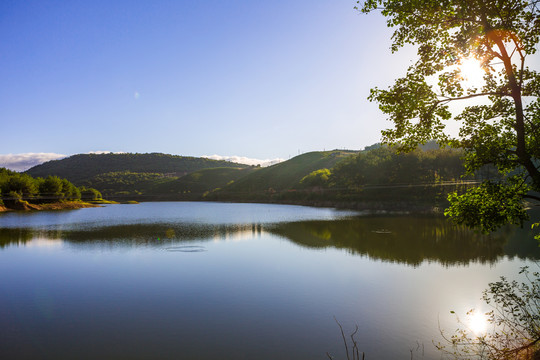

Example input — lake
[0,202,538,359]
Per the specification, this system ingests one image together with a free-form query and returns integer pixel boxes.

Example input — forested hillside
[208,146,479,210]
[21,146,481,211]
[83,167,255,200]
[151,167,257,199]
[24,153,253,200]
[211,150,358,196]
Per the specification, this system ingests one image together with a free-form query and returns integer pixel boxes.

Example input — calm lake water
[0,202,538,359]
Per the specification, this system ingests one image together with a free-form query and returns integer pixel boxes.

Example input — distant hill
[209,150,358,199]
[26,153,249,184]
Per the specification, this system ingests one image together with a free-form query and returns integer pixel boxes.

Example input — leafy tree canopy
[358,0,540,233]
[299,168,332,188]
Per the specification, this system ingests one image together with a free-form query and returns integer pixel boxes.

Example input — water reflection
[0,223,256,249]
[467,310,489,335]
[266,216,540,266]
[0,228,35,248]
[1,215,538,265]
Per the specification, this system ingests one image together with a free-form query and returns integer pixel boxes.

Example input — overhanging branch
[437,92,508,104]
[523,194,540,202]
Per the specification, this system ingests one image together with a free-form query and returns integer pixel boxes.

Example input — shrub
[438,267,540,359]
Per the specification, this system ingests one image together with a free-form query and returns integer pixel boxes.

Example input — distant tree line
[295,146,483,191]
[0,168,102,207]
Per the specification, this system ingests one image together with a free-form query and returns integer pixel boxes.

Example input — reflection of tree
[0,223,257,248]
[267,216,540,267]
[0,228,34,248]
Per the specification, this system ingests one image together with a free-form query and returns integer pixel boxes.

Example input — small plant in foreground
[326,318,365,360]
[437,266,540,360]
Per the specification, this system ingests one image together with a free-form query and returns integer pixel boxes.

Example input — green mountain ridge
[24,150,362,200]
[24,146,472,210]
[26,153,248,184]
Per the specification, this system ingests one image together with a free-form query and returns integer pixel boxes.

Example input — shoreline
[0,197,449,215]
[0,201,101,213]
[103,196,445,214]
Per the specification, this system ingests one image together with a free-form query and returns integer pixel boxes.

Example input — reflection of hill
[0,223,257,248]
[2,215,538,265]
[266,216,540,266]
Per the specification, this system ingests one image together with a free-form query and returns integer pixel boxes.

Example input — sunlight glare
[468,310,488,335]
[459,57,485,88]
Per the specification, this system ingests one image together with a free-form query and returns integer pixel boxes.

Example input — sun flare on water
[468,310,489,335]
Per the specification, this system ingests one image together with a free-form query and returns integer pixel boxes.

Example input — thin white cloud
[87,151,127,154]
[202,155,284,167]
[0,151,282,172]
[0,153,67,172]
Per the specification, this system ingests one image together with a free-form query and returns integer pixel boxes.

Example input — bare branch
[436,92,508,104]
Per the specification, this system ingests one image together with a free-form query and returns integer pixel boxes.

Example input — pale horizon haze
[1,0,412,171]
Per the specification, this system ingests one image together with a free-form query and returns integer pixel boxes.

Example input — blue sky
[1,0,410,170]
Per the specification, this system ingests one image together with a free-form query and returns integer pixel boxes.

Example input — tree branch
[437,92,508,104]
[502,336,540,356]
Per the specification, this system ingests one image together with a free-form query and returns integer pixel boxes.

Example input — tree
[61,178,80,200]
[39,176,63,200]
[358,0,540,234]
[299,169,332,188]
[357,2,540,358]
[79,186,102,201]
[2,174,38,198]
